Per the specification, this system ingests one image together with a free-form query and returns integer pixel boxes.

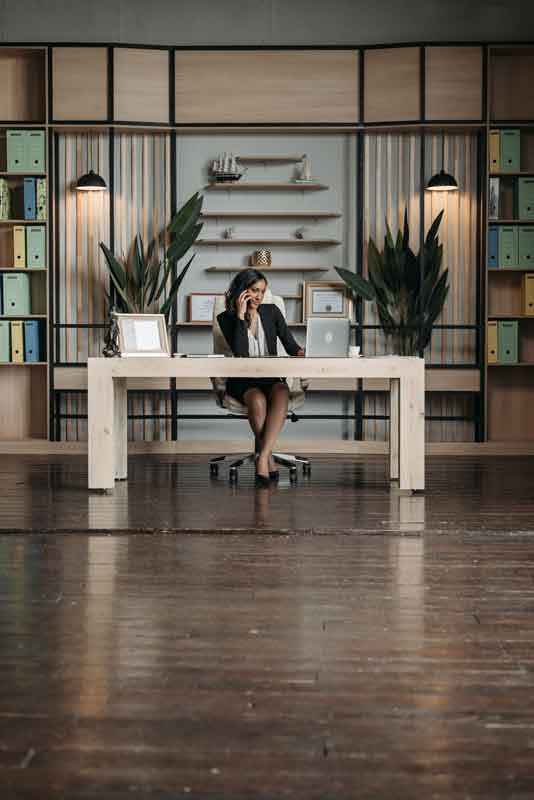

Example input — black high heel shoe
[255,470,271,488]
[269,470,280,482]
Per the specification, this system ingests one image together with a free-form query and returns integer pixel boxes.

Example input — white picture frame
[303,281,352,321]
[115,313,170,357]
[187,293,224,323]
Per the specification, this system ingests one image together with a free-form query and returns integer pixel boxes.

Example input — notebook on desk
[305,317,350,357]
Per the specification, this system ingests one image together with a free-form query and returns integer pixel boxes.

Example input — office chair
[209,289,311,484]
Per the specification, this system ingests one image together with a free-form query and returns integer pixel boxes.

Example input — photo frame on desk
[188,293,224,323]
[115,313,170,357]
[303,281,352,320]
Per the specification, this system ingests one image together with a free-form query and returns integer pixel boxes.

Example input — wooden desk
[87,356,425,492]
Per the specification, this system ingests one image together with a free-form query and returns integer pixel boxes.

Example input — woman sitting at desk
[217,268,305,487]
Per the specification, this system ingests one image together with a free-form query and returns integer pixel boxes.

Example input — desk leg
[88,361,115,491]
[399,367,425,492]
[114,379,128,480]
[389,378,400,481]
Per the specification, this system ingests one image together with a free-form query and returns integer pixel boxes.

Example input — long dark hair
[225,268,268,325]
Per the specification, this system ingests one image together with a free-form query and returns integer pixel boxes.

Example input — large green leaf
[166,222,203,263]
[334,267,375,301]
[159,253,196,319]
[100,242,128,290]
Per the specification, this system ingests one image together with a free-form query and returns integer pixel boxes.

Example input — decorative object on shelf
[102,308,121,358]
[336,209,449,356]
[76,169,107,192]
[100,191,204,325]
[489,177,500,220]
[0,179,10,220]
[223,227,236,239]
[188,293,225,323]
[426,134,458,192]
[114,313,170,358]
[300,154,313,182]
[294,227,307,240]
[210,152,245,183]
[303,280,352,321]
[250,249,272,267]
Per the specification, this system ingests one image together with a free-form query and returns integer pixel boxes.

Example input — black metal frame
[8,39,526,440]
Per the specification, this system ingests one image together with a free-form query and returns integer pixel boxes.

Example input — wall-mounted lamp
[426,135,458,192]
[76,169,107,192]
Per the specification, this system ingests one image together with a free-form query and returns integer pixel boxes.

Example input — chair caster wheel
[289,467,298,482]
[229,468,238,484]
[210,464,219,477]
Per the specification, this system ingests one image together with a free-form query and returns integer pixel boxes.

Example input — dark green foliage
[100,191,204,322]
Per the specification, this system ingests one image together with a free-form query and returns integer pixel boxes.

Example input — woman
[217,268,305,487]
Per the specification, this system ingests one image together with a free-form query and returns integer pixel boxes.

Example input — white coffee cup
[349,345,361,358]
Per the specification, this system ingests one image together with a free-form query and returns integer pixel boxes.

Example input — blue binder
[23,320,42,362]
[23,177,36,220]
[488,226,499,268]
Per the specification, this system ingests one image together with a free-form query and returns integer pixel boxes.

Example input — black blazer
[217,304,301,357]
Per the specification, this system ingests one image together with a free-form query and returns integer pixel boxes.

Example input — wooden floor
[1,455,534,798]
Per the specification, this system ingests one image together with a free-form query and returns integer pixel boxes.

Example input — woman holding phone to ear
[217,268,305,487]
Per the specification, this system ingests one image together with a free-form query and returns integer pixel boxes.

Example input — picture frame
[303,281,352,321]
[187,293,224,323]
[114,313,170,358]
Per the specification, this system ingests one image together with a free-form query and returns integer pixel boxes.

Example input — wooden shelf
[488,314,534,319]
[0,219,47,225]
[0,361,47,366]
[487,267,534,272]
[236,155,304,164]
[0,314,46,319]
[0,267,46,272]
[205,266,329,273]
[488,362,534,366]
[197,238,341,247]
[201,212,341,219]
[490,219,534,224]
[206,182,328,191]
[489,171,534,177]
[177,322,212,327]
[0,172,47,178]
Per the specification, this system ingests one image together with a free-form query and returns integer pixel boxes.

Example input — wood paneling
[175,50,359,124]
[114,48,169,124]
[364,48,420,123]
[425,47,483,121]
[0,365,47,439]
[490,48,534,121]
[488,367,534,440]
[52,47,108,121]
[0,49,45,122]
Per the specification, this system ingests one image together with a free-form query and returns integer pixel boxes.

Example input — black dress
[217,304,301,404]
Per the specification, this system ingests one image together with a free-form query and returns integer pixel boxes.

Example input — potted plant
[335,209,449,356]
[99,191,204,342]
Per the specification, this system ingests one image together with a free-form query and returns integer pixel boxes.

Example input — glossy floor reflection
[0,453,533,533]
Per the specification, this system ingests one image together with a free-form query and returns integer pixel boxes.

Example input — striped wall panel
[59,392,172,442]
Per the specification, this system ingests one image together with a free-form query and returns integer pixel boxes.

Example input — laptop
[305,317,350,357]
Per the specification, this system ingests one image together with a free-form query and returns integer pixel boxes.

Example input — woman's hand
[237,290,251,319]
[296,348,305,357]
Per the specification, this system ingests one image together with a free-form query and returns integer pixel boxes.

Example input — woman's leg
[243,388,268,453]
[256,383,289,476]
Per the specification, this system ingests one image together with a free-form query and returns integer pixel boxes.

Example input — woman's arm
[218,312,249,357]
[272,306,305,357]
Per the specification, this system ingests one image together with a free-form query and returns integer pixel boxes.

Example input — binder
[522,274,534,316]
[2,272,30,315]
[13,226,26,268]
[499,226,518,267]
[26,131,45,173]
[498,320,518,363]
[0,178,11,220]
[488,226,499,267]
[36,178,47,221]
[487,321,498,363]
[518,177,534,220]
[489,130,500,172]
[6,130,27,172]
[519,227,534,268]
[10,321,24,363]
[0,320,10,362]
[488,177,500,219]
[26,226,46,268]
[23,177,36,220]
[500,129,521,172]
[23,320,42,362]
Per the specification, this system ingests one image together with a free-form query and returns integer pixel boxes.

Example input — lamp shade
[76,169,107,191]
[425,169,458,192]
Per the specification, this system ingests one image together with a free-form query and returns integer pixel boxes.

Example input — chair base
[209,451,311,483]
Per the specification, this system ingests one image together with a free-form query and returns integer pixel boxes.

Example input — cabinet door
[364,47,420,123]
[114,48,169,124]
[52,47,108,121]
[425,46,482,120]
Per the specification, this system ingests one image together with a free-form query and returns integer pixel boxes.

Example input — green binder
[500,130,521,173]
[0,321,10,362]
[6,130,27,172]
[499,226,518,267]
[26,226,46,268]
[36,178,47,221]
[498,320,518,363]
[519,227,534,268]
[518,178,534,220]
[2,273,30,316]
[26,131,45,173]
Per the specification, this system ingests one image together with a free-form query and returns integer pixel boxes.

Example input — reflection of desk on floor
[87,356,425,492]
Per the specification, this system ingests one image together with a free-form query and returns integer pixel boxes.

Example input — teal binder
[519,227,534,268]
[0,320,10,362]
[6,130,27,172]
[499,226,518,267]
[2,273,30,316]
[26,131,45,173]
[498,320,518,363]
[500,130,521,173]
[26,226,46,268]
[518,178,534,220]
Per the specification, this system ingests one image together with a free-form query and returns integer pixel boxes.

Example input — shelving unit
[205,266,329,273]
[197,238,341,246]
[201,212,340,219]
[206,181,329,191]
[236,155,304,164]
